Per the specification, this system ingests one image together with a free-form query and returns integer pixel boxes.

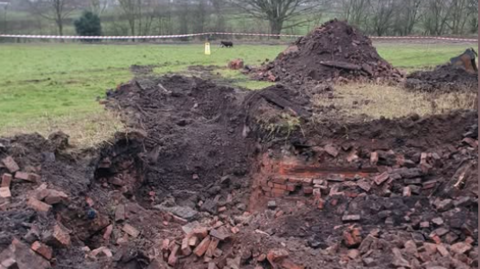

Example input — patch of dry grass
[0,111,124,148]
[314,83,478,120]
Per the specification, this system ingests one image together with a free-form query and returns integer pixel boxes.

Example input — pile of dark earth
[405,64,479,92]
[255,19,404,85]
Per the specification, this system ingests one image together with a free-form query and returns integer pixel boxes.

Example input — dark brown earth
[256,20,404,84]
[0,74,477,269]
[406,64,478,92]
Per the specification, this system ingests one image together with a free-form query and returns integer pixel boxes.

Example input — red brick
[181,237,192,256]
[103,225,113,240]
[52,224,71,247]
[281,259,305,269]
[27,198,51,212]
[2,157,19,173]
[168,244,179,266]
[194,236,211,257]
[261,186,272,192]
[271,188,287,197]
[273,183,288,190]
[303,186,313,195]
[343,228,362,247]
[123,224,140,238]
[15,172,31,181]
[267,182,275,188]
[285,183,296,192]
[205,238,219,257]
[231,227,240,234]
[44,190,69,205]
[188,236,199,247]
[193,227,208,239]
[270,177,288,184]
[288,177,313,185]
[0,187,11,198]
[402,186,412,197]
[161,239,170,254]
[370,152,379,165]
[1,173,12,188]
[267,249,289,264]
[373,172,389,185]
[31,241,53,260]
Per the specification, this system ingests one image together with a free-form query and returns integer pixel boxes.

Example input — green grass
[0,42,476,146]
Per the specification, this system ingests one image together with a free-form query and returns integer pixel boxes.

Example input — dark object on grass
[221,41,234,48]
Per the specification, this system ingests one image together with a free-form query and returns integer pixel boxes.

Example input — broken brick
[402,186,412,197]
[210,227,230,241]
[303,186,313,195]
[193,227,208,239]
[103,225,113,240]
[115,204,125,222]
[435,199,453,212]
[342,215,361,222]
[0,187,11,198]
[373,172,389,185]
[44,190,69,205]
[188,236,199,247]
[122,224,140,238]
[193,236,211,257]
[168,244,179,266]
[2,157,19,173]
[31,241,53,260]
[27,198,51,213]
[436,244,449,257]
[267,248,289,265]
[231,227,240,234]
[324,144,339,157]
[422,180,437,190]
[450,242,472,255]
[181,237,192,256]
[343,227,362,247]
[280,259,305,269]
[205,238,219,258]
[1,173,12,188]
[51,224,71,247]
[370,152,379,165]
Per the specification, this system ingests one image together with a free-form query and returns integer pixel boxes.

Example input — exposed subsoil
[406,64,478,92]
[254,20,404,84]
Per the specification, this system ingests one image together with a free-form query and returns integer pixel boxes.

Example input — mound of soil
[406,64,478,92]
[258,19,404,84]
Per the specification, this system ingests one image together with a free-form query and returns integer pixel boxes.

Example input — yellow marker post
[205,42,211,55]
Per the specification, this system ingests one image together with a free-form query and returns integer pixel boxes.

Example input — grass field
[0,42,476,146]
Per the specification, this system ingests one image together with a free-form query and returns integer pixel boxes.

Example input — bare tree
[210,0,226,32]
[229,0,326,36]
[368,0,396,36]
[420,0,452,35]
[89,0,109,15]
[392,0,421,35]
[339,0,370,30]
[468,0,478,33]
[448,0,471,34]
[25,0,79,36]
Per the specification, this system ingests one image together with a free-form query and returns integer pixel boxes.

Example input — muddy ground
[0,70,477,269]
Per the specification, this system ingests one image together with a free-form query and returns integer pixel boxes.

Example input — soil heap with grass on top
[258,19,404,84]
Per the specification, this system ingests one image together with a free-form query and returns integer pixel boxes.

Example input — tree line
[1,0,478,38]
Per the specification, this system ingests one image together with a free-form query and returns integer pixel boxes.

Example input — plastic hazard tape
[0,32,477,42]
